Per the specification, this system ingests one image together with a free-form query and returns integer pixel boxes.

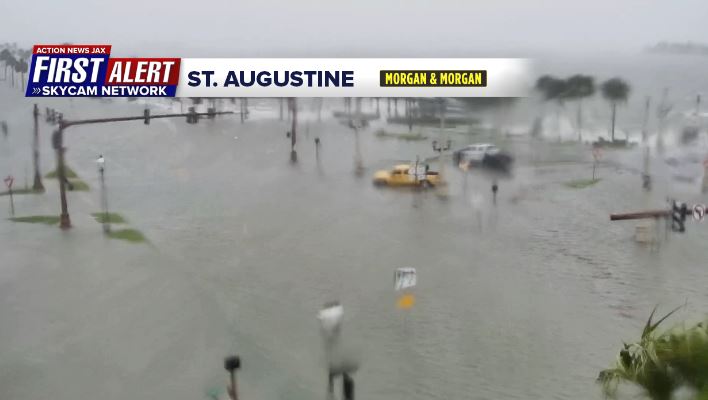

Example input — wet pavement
[1,88,708,400]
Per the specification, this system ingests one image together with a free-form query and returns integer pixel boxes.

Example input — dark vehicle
[453,143,514,173]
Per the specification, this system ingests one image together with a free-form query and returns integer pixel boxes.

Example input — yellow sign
[379,70,487,87]
[396,293,416,310]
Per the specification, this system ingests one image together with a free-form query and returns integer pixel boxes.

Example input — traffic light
[51,129,61,150]
[143,108,150,125]
[224,355,241,372]
[672,201,687,232]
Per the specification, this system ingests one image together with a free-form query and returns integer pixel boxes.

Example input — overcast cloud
[1,0,707,56]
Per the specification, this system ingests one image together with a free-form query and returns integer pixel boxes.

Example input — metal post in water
[97,155,109,233]
[8,186,14,217]
[32,104,44,191]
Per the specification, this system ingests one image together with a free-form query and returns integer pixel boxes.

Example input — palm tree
[0,48,12,81]
[535,75,568,141]
[15,58,28,91]
[565,75,595,142]
[597,306,708,400]
[601,78,631,142]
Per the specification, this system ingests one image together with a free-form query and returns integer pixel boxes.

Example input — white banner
[175,58,531,97]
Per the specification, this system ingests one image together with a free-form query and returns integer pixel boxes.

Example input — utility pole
[656,88,672,154]
[49,107,234,229]
[290,98,298,162]
[433,98,450,197]
[641,97,651,191]
[353,98,364,175]
[32,104,44,191]
[239,99,245,123]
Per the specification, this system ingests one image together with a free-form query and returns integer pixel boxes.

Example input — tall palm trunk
[556,103,561,142]
[577,101,583,142]
[610,102,617,142]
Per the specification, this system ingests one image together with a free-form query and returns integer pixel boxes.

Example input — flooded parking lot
[1,92,708,400]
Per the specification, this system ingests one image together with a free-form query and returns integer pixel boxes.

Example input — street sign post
[4,175,14,216]
[592,147,601,180]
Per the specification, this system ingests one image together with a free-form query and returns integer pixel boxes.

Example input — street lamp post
[96,154,109,233]
[50,107,235,229]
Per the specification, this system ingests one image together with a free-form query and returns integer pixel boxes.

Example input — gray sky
[2,0,707,56]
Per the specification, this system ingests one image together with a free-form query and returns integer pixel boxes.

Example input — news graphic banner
[27,45,531,98]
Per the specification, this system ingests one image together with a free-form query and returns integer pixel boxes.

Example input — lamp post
[96,154,109,233]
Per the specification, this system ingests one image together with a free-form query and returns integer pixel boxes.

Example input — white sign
[317,302,343,334]
[408,165,427,181]
[394,267,417,291]
[176,58,531,97]
[693,204,705,222]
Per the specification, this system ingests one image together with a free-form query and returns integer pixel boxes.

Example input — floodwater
[1,89,708,400]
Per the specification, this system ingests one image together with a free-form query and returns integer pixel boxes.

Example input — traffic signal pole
[610,201,697,233]
[51,108,235,229]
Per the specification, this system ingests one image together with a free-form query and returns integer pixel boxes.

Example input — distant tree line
[0,43,31,91]
[535,74,630,142]
[646,41,708,56]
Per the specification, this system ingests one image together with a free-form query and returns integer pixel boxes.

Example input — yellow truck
[372,163,440,188]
